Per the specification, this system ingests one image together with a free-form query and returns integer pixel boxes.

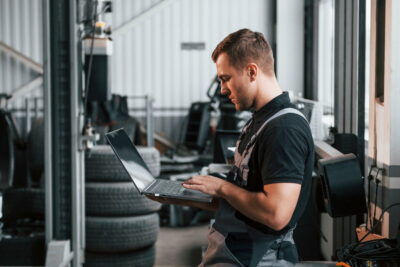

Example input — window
[317,0,335,140]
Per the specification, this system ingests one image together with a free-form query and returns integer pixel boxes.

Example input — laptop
[105,128,213,203]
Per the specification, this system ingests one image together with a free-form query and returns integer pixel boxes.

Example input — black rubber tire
[0,111,14,189]
[27,118,44,183]
[0,233,46,266]
[85,145,160,182]
[85,245,155,267]
[12,144,30,188]
[85,182,161,216]
[86,214,159,252]
[85,145,129,181]
[2,188,44,224]
[136,147,160,177]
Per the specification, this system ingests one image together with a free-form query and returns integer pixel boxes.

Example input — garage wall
[111,0,273,116]
[0,0,274,141]
[111,0,273,140]
[0,0,43,111]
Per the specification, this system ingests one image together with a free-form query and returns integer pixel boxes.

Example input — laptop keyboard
[146,180,185,195]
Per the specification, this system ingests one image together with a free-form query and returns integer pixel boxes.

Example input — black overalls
[200,108,307,267]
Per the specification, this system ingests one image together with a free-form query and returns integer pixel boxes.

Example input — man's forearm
[182,175,300,230]
[217,182,280,229]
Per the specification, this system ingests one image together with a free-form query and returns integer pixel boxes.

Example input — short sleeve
[257,126,309,185]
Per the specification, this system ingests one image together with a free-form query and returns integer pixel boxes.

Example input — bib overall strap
[243,108,307,156]
[235,108,307,186]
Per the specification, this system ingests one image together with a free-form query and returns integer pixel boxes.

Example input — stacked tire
[0,117,46,266]
[85,145,161,267]
[0,188,46,266]
[1,188,45,225]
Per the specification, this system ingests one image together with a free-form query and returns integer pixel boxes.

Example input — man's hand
[184,175,301,231]
[146,195,219,211]
[182,175,228,196]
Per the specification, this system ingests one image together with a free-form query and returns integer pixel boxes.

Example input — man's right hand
[146,195,219,211]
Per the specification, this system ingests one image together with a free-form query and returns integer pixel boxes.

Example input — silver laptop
[105,129,213,203]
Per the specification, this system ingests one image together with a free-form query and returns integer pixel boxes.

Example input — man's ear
[247,63,257,81]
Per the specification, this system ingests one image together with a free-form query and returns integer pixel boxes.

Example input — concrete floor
[155,224,209,267]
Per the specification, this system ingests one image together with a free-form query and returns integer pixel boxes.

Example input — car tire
[85,145,160,182]
[0,233,45,266]
[86,214,159,252]
[2,188,44,224]
[84,245,155,267]
[27,118,44,183]
[85,182,161,216]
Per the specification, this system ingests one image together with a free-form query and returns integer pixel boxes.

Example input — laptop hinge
[144,180,158,192]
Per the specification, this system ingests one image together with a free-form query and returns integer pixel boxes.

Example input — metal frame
[69,0,85,265]
[43,0,83,266]
[43,0,53,246]
[146,96,154,147]
[0,41,43,103]
[0,41,43,74]
[304,0,319,100]
[7,77,43,104]
[357,0,366,173]
[334,0,360,134]
[127,95,155,147]
[145,96,155,147]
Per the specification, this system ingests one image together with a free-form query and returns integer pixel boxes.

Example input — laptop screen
[105,129,154,192]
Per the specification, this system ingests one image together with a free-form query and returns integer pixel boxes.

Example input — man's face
[216,53,254,111]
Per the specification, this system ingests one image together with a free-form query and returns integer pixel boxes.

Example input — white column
[276,0,305,97]
[389,0,400,167]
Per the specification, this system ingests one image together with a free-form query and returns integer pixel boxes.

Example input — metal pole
[0,41,44,74]
[25,98,31,138]
[358,0,366,173]
[70,0,84,265]
[42,0,53,245]
[34,97,39,119]
[146,96,155,147]
[8,76,43,104]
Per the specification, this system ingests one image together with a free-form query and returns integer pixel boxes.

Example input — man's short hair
[212,28,274,75]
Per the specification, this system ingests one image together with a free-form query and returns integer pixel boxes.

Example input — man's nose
[220,86,230,96]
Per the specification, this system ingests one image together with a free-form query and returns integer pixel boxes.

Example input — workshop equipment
[318,153,367,218]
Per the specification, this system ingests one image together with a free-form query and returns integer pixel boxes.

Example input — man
[151,29,314,266]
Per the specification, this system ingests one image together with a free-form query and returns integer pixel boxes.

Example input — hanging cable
[360,202,400,242]
[372,168,382,229]
[337,203,400,266]
[366,165,375,229]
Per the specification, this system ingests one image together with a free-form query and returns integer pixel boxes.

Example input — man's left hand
[183,175,227,197]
